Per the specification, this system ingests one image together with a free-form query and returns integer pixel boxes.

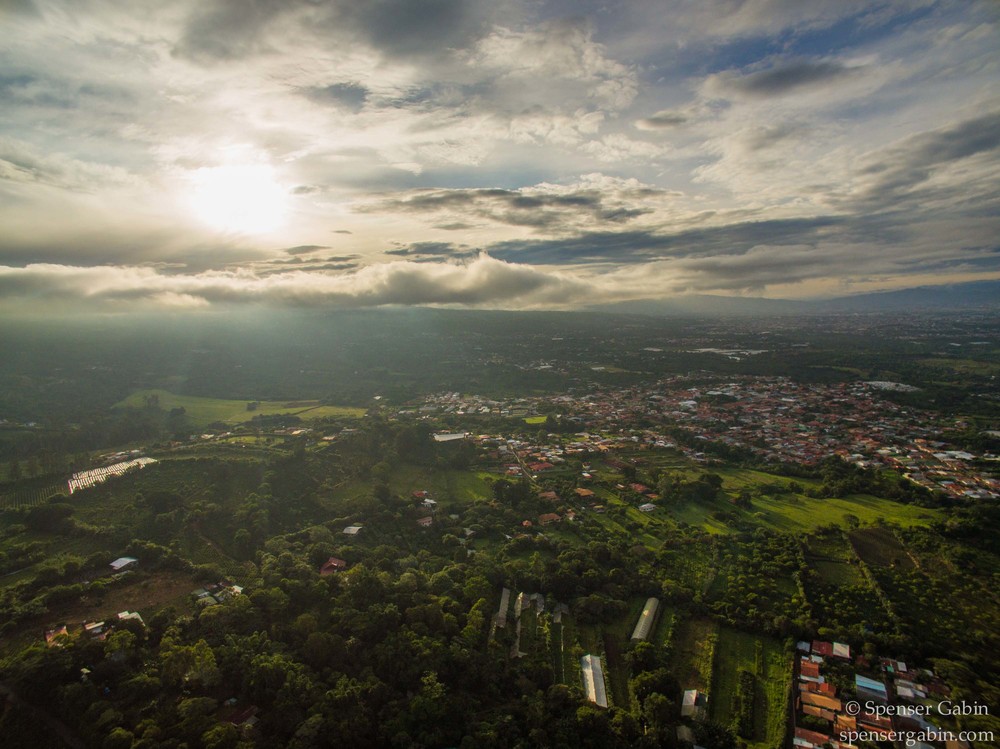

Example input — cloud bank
[0,0,997,307]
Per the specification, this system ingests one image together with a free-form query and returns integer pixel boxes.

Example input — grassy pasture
[115,389,364,426]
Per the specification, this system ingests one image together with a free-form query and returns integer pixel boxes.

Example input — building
[45,625,69,646]
[581,654,608,708]
[109,556,138,572]
[682,689,707,719]
[538,512,561,525]
[855,674,889,702]
[630,597,659,641]
[343,524,362,535]
[117,610,145,626]
[320,557,348,575]
[639,502,657,512]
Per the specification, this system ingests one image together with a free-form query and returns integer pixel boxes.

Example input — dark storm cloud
[385,241,475,259]
[304,82,369,111]
[853,110,1000,207]
[173,0,296,62]
[713,60,854,97]
[635,110,687,130]
[487,218,843,265]
[283,245,330,255]
[174,0,495,63]
[338,0,492,60]
[0,0,37,16]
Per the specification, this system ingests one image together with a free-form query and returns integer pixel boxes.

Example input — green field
[115,389,365,427]
[708,628,791,749]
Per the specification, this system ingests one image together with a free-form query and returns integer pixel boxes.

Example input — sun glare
[189,164,288,234]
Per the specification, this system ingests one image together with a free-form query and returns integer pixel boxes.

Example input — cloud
[282,245,330,255]
[635,110,687,130]
[849,109,1000,207]
[304,82,370,111]
[706,60,858,98]
[173,0,497,64]
[362,177,664,232]
[487,218,844,265]
[0,255,603,310]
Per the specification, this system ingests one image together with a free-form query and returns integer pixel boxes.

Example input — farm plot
[708,628,790,749]
[667,617,717,694]
[801,532,890,635]
[848,527,915,569]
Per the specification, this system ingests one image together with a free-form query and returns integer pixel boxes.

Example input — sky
[1,0,998,312]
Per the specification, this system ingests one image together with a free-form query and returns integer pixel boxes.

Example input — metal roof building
[580,654,608,708]
[630,597,659,641]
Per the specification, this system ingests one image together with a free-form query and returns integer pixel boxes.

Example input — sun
[188,163,288,234]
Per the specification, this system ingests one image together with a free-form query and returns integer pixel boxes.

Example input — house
[832,642,851,659]
[800,691,841,712]
[320,557,348,575]
[45,625,69,646]
[109,556,138,572]
[574,488,595,499]
[117,610,145,627]
[229,705,260,729]
[527,462,555,472]
[855,674,889,702]
[417,516,433,527]
[343,524,362,535]
[794,727,832,748]
[412,490,430,499]
[433,432,468,443]
[537,490,559,502]
[811,640,833,657]
[538,512,561,526]
[681,689,707,719]
[639,502,657,512]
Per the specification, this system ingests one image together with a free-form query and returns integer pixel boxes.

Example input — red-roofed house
[320,557,348,576]
[812,640,833,657]
[795,727,832,747]
[800,660,820,679]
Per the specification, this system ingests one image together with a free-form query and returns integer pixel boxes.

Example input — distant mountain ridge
[591,279,1000,317]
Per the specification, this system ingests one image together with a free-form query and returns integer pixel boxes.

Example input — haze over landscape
[2,0,999,313]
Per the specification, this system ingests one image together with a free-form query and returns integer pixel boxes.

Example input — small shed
[109,556,138,572]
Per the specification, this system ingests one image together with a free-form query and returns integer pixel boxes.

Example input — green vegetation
[0,310,997,748]
[116,389,365,427]
[708,628,790,749]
